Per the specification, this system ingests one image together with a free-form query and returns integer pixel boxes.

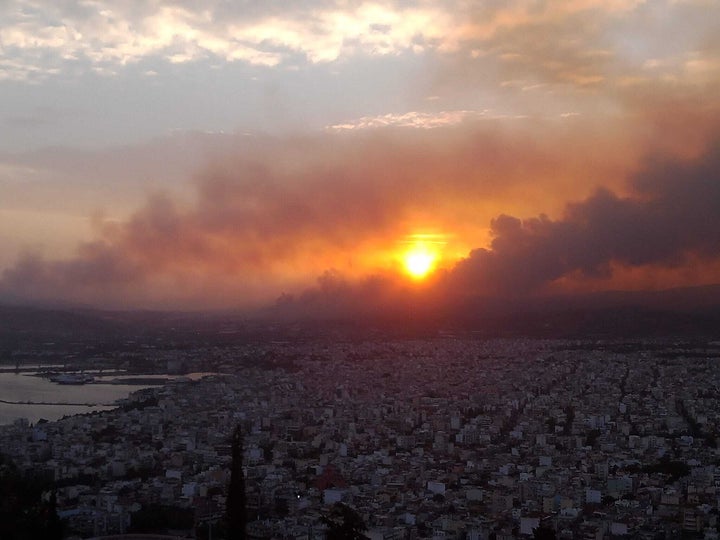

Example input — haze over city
[2,0,720,313]
[6,4,720,539]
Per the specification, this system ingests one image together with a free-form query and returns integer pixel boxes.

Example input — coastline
[0,372,217,426]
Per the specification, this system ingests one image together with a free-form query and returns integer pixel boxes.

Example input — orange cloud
[0,116,648,309]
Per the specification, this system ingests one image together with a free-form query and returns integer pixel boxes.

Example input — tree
[129,504,194,533]
[226,425,247,539]
[0,455,63,540]
[321,502,367,540]
[532,523,557,540]
[562,405,575,435]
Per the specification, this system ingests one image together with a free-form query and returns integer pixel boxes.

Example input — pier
[0,399,111,407]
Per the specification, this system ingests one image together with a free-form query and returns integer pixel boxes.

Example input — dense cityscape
[3,330,720,539]
[3,0,720,538]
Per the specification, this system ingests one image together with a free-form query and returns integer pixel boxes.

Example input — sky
[1,0,720,311]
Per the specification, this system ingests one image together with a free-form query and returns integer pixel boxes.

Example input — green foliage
[321,502,367,540]
[532,523,557,540]
[562,405,575,435]
[584,429,601,447]
[120,395,159,412]
[642,456,691,481]
[196,520,228,540]
[623,454,690,482]
[128,503,194,533]
[0,455,63,540]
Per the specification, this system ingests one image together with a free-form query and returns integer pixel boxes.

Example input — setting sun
[401,234,447,280]
[404,249,436,279]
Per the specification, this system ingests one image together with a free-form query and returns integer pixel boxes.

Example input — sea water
[0,372,154,425]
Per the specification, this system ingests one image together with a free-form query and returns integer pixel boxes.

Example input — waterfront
[0,372,147,425]
[0,372,217,425]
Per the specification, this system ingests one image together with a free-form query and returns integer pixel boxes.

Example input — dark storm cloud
[274,136,720,318]
[448,139,720,295]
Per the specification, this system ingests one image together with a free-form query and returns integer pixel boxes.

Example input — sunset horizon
[4,4,720,536]
[2,0,720,312]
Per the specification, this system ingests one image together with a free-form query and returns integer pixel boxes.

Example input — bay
[0,372,157,425]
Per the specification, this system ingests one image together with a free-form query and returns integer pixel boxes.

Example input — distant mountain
[434,284,720,338]
[265,283,720,339]
[0,304,135,346]
[540,284,720,312]
[1,283,719,345]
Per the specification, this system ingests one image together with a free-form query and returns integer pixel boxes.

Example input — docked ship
[50,373,95,385]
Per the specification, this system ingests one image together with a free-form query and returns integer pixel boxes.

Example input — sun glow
[404,249,435,279]
[401,233,446,280]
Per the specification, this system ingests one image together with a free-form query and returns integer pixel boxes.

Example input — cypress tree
[226,425,247,539]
